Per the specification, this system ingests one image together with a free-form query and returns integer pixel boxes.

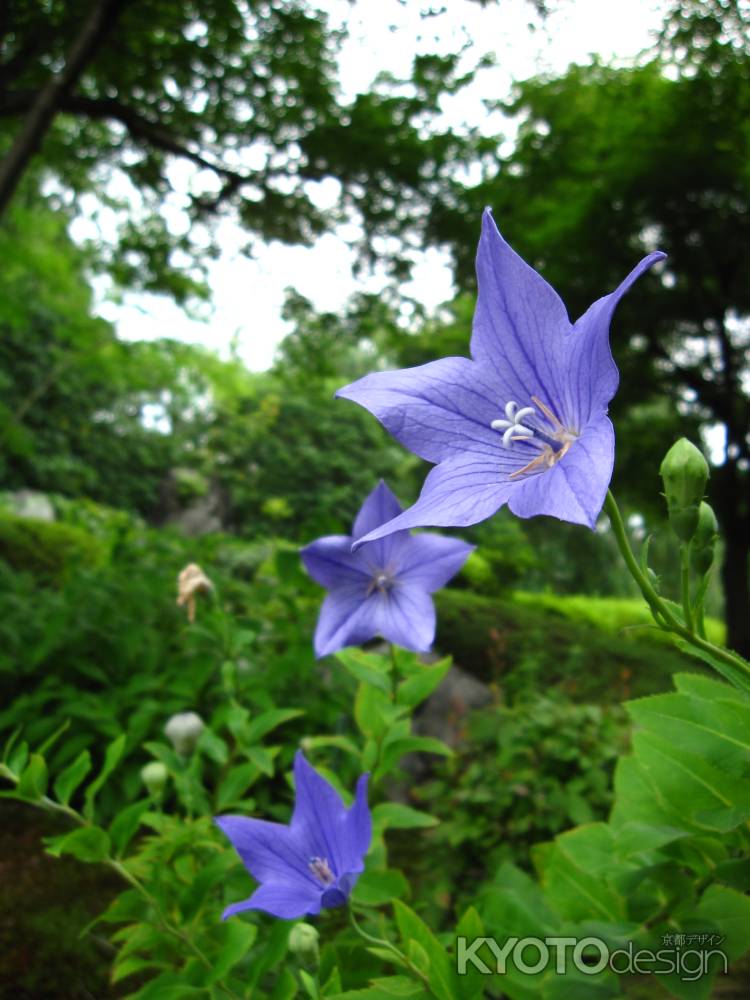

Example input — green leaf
[372,802,439,833]
[355,682,391,740]
[53,749,92,805]
[396,657,451,710]
[632,730,750,831]
[109,798,151,856]
[244,708,304,745]
[47,825,110,863]
[38,718,70,755]
[216,761,260,811]
[84,733,126,819]
[369,976,428,997]
[675,640,750,696]
[16,753,48,800]
[352,868,410,906]
[210,919,258,982]
[299,969,319,999]
[337,648,392,693]
[198,727,229,765]
[393,900,458,1000]
[377,736,451,776]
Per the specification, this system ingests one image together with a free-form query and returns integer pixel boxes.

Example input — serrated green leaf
[47,824,110,862]
[216,761,260,811]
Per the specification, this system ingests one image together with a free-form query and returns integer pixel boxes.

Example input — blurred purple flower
[215,751,371,920]
[300,480,473,657]
[337,209,665,540]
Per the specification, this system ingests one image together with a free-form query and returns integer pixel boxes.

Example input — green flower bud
[659,438,709,542]
[690,502,719,576]
[141,761,169,798]
[288,922,319,964]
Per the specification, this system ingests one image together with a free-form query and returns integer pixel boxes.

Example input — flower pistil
[491,395,578,479]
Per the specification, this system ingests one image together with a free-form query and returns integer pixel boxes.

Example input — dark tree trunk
[0,0,129,219]
[714,459,750,658]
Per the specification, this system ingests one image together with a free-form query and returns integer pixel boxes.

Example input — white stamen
[503,425,533,447]
[493,402,538,450]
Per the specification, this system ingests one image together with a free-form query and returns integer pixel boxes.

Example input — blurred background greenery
[1,0,749,995]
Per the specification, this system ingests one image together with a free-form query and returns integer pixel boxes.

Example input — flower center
[490,396,578,479]
[309,857,336,886]
[367,570,394,596]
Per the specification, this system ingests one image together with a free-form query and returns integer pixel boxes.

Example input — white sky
[83,0,666,371]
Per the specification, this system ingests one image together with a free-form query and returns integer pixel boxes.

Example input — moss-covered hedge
[0,514,104,582]
[435,589,705,702]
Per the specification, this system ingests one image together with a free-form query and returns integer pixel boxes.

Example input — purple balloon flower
[337,209,666,541]
[215,751,371,920]
[300,480,473,657]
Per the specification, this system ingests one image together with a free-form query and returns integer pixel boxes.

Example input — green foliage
[435,589,708,701]
[0,1,495,297]
[0,512,104,580]
[412,694,629,898]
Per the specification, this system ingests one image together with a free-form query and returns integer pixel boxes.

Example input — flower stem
[604,491,750,680]
[680,544,694,634]
[348,907,437,996]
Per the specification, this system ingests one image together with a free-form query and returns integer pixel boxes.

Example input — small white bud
[164,711,205,755]
[141,761,169,797]
[288,922,320,964]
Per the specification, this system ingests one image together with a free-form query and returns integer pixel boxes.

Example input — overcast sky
[83,0,666,371]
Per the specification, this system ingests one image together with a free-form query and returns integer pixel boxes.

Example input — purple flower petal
[471,209,572,411]
[353,454,515,547]
[352,480,402,539]
[300,536,370,589]
[213,815,318,887]
[370,583,436,651]
[507,414,615,528]
[291,751,369,877]
[223,878,323,920]
[337,357,504,465]
[313,584,376,658]
[351,480,411,569]
[565,251,667,427]
[395,534,474,592]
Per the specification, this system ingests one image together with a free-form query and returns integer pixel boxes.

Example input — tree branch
[0,90,253,210]
[0,0,131,219]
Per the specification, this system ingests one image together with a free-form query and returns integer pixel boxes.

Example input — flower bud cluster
[659,439,709,543]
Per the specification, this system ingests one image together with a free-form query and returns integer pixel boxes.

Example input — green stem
[693,574,710,640]
[389,644,399,703]
[348,908,436,996]
[604,491,750,679]
[680,544,694,634]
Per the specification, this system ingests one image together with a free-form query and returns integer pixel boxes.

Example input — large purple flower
[300,480,473,657]
[337,210,665,540]
[215,751,371,920]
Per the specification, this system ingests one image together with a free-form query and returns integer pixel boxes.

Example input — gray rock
[5,490,56,522]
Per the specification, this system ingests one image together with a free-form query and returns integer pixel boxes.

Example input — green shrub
[435,589,706,702]
[0,514,105,581]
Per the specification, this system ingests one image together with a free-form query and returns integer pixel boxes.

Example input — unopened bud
[141,761,168,797]
[288,922,319,964]
[690,502,719,576]
[660,438,709,542]
[164,711,205,755]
